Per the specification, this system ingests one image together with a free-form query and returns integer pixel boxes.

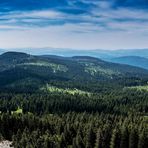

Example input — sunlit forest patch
[20,62,68,73]
[126,85,148,92]
[41,84,91,96]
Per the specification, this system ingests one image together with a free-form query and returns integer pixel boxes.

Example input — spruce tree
[110,128,120,148]
[95,128,102,148]
[129,128,138,148]
[120,126,129,148]
[138,129,148,148]
[85,126,95,148]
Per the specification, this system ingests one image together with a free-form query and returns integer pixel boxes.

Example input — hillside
[110,56,148,70]
[0,52,148,92]
[0,52,148,147]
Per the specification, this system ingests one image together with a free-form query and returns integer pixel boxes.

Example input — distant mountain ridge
[0,49,6,55]
[5,48,148,59]
[110,56,148,70]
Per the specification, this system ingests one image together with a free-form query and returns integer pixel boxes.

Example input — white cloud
[0,1,148,49]
[1,10,63,19]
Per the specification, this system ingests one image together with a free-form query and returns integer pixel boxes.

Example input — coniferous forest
[0,52,147,148]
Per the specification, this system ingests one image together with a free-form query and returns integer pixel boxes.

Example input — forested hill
[0,51,148,92]
[0,52,148,148]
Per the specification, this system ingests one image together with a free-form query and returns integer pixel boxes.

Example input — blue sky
[0,0,148,50]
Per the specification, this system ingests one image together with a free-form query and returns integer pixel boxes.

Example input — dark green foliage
[129,128,138,148]
[0,113,147,148]
[0,85,147,148]
[110,128,120,148]
[138,130,148,148]
[0,82,147,147]
[0,52,148,147]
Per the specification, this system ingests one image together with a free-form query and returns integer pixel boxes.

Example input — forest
[0,85,147,148]
[0,52,147,148]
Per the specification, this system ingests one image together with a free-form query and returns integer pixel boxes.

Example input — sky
[0,0,148,50]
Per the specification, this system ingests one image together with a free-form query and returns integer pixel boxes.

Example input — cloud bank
[0,0,148,49]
